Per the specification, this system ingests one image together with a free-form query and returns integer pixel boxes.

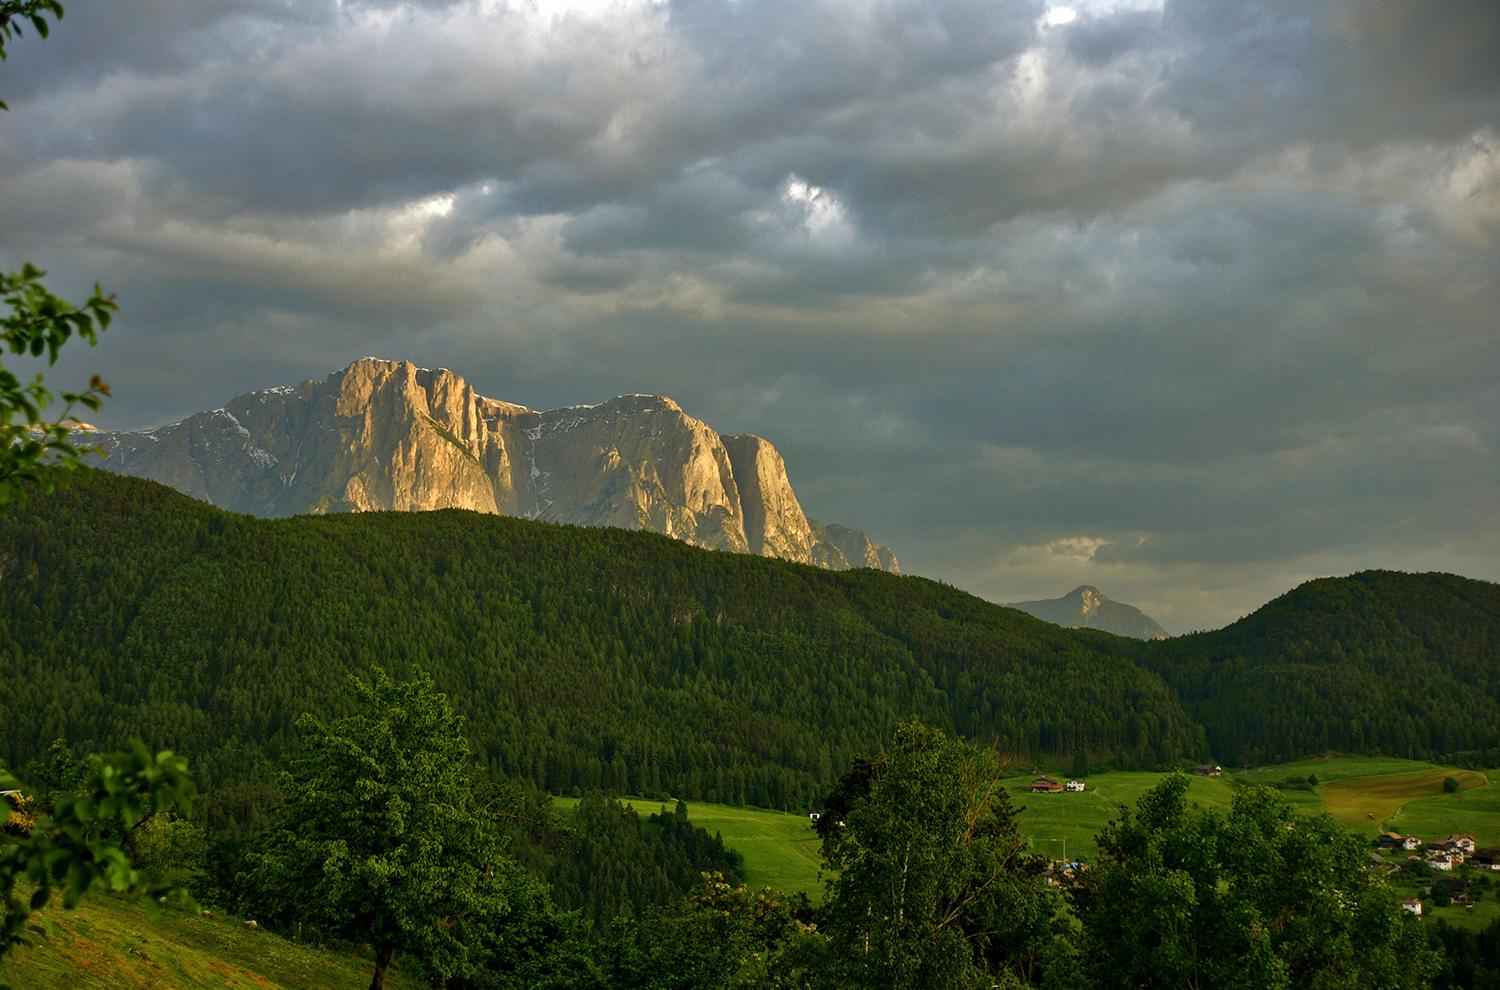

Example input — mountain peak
[1011,586,1167,640]
[86,360,897,574]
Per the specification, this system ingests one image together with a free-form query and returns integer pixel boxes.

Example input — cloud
[3,0,1497,629]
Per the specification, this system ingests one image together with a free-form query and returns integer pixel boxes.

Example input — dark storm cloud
[3,0,1498,630]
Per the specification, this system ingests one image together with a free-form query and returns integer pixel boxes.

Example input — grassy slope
[553,795,825,900]
[1005,771,1240,862]
[1230,754,1495,837]
[0,894,419,990]
[1393,775,1500,847]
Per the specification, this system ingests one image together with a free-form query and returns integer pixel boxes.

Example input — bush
[1443,776,1461,793]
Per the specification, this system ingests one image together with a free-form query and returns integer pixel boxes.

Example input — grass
[1228,755,1495,839]
[0,892,420,990]
[1393,776,1500,848]
[552,795,825,900]
[1321,768,1488,831]
[1235,756,1441,785]
[1005,771,1240,862]
[1386,871,1500,933]
[552,759,1499,898]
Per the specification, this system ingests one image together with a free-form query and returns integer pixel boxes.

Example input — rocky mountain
[1009,585,1168,640]
[86,357,897,572]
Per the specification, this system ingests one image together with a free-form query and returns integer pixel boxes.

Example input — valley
[3,471,1498,988]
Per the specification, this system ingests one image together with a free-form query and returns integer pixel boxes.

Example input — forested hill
[1140,571,1500,766]
[5,471,1497,810]
[0,469,1204,809]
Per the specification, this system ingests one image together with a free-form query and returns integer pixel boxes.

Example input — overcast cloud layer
[3,0,1497,631]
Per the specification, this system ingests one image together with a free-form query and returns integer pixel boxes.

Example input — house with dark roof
[1030,777,1064,794]
[1471,847,1500,870]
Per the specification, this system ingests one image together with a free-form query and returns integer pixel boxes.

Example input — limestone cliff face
[91,358,898,572]
[722,434,819,562]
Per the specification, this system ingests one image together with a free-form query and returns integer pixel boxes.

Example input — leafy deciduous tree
[249,667,519,990]
[1070,774,1439,990]
[818,720,1061,989]
[1,3,115,502]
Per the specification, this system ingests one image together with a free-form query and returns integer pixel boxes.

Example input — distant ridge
[86,357,897,573]
[1009,585,1169,640]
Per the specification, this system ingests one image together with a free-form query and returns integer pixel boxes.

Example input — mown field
[0,892,418,990]
[555,757,1498,903]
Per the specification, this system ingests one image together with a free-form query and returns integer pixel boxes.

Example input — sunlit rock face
[91,358,898,573]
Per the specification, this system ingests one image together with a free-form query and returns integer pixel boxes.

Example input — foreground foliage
[818,721,1061,988]
[1071,775,1439,989]
[0,745,194,975]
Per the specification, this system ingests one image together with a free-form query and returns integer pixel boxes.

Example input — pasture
[552,795,825,899]
[1004,771,1239,861]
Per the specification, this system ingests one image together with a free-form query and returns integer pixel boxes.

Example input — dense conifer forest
[1143,572,1500,766]
[0,469,1208,810]
[3,469,1499,816]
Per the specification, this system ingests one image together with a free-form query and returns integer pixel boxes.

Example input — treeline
[0,469,1205,811]
[542,793,746,932]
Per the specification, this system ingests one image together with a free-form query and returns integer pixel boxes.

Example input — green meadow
[555,757,1497,904]
[552,795,826,899]
[0,893,418,990]
[1004,770,1240,861]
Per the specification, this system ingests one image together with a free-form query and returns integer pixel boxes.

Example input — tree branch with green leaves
[0,744,196,974]
[2,2,115,503]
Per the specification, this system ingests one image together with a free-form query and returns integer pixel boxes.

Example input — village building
[1,789,32,836]
[1427,852,1461,871]
[1470,847,1500,870]
[1065,780,1086,792]
[1429,838,1469,863]
[1433,876,1472,905]
[1377,832,1423,851]
[1439,833,1477,855]
[1030,777,1064,794]
[1189,764,1223,777]
[1399,898,1423,916]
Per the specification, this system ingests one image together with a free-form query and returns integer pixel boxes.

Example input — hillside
[1140,572,1500,765]
[0,469,1203,810]
[5,472,1499,812]
[85,357,897,573]
[0,895,420,989]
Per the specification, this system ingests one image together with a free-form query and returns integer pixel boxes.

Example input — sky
[2,0,1497,632]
